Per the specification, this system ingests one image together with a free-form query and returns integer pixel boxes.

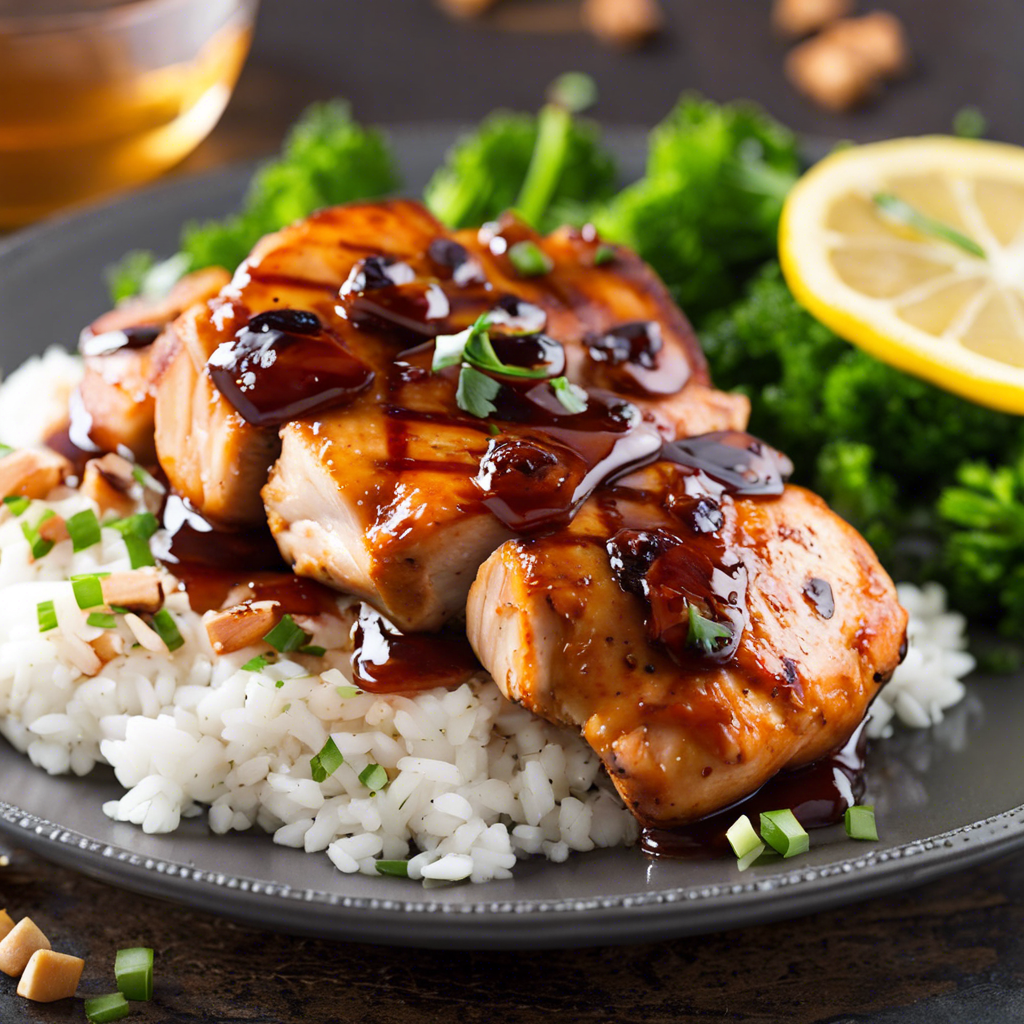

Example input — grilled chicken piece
[466,433,907,827]
[260,205,747,630]
[76,268,230,461]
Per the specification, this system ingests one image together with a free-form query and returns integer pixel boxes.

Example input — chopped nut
[582,0,663,48]
[0,917,50,977]
[0,449,71,502]
[89,631,125,666]
[81,457,137,519]
[37,515,69,545]
[124,612,168,653]
[0,909,13,942]
[101,572,164,614]
[772,0,852,38]
[205,601,282,655]
[436,0,500,16]
[786,32,878,111]
[16,949,84,1002]
[823,12,910,79]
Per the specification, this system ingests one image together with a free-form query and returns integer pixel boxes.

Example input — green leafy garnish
[359,764,388,791]
[760,809,809,858]
[114,946,154,1001]
[151,609,184,652]
[873,192,986,258]
[242,654,271,673]
[593,244,617,267]
[336,685,362,699]
[375,859,410,878]
[310,737,344,783]
[844,804,878,841]
[84,992,130,1023]
[87,612,117,630]
[456,365,502,419]
[263,614,312,653]
[550,376,588,414]
[108,512,159,569]
[3,495,29,516]
[507,240,554,277]
[686,605,733,654]
[67,508,102,552]
[22,511,56,560]
[132,464,166,493]
[37,600,58,633]
[71,572,109,610]
[299,645,327,658]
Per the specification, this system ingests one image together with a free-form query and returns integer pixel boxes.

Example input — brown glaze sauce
[642,722,868,858]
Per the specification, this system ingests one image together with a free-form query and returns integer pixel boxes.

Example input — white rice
[0,350,977,883]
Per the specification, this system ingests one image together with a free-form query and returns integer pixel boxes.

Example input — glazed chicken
[467,432,907,827]
[125,200,745,628]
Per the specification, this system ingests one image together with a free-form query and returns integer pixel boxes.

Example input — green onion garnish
[151,609,184,652]
[844,804,878,841]
[84,992,130,1023]
[310,737,344,783]
[3,495,29,516]
[593,244,617,267]
[686,605,733,655]
[432,314,490,372]
[109,512,159,569]
[359,764,388,791]
[37,600,58,633]
[67,508,102,552]
[22,511,56,560]
[550,375,588,414]
[132,465,165,493]
[336,685,361,699]
[725,814,762,859]
[262,613,311,653]
[463,328,551,380]
[375,859,410,878]
[71,572,109,610]
[508,240,554,277]
[242,654,270,672]
[873,193,986,258]
[456,365,502,419]
[298,644,327,657]
[760,809,810,859]
[275,680,285,689]
[88,612,117,629]
[0,443,12,459]
[114,946,154,1001]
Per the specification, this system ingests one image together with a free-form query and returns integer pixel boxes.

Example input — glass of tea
[0,0,259,228]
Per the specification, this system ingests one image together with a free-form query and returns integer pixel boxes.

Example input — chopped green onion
[132,464,166,494]
[736,841,767,872]
[375,859,410,878]
[71,572,109,610]
[3,495,29,516]
[550,375,588,414]
[275,680,285,689]
[686,605,733,655]
[281,702,291,712]
[844,804,878,841]
[725,814,761,859]
[242,654,270,672]
[0,442,12,459]
[262,613,311,653]
[336,685,362,699]
[67,508,102,552]
[22,511,56,560]
[298,644,327,657]
[84,992,130,1023]
[508,240,554,277]
[151,609,184,652]
[310,737,344,783]
[873,193,986,258]
[760,809,810,859]
[109,512,159,569]
[359,763,388,791]
[432,314,489,372]
[455,365,502,419]
[88,612,117,630]
[463,328,551,380]
[953,105,987,138]
[37,600,58,633]
[593,244,617,267]
[111,605,131,615]
[115,946,154,1001]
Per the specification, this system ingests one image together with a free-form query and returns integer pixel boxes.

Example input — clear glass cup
[0,0,259,227]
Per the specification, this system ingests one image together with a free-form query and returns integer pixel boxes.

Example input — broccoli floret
[938,456,1024,630]
[423,109,616,233]
[108,101,399,301]
[592,95,799,321]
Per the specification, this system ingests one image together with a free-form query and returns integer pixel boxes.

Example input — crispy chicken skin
[76,268,230,461]
[466,454,907,828]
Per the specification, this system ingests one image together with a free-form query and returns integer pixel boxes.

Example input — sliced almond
[0,449,71,502]
[0,917,50,977]
[89,631,125,666]
[205,601,282,655]
[101,572,164,614]
[124,612,168,653]
[16,949,84,1002]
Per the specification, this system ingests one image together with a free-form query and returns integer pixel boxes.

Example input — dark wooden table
[6,1,1024,1020]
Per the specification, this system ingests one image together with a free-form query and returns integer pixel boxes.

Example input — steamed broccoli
[592,95,799,321]
[107,101,399,301]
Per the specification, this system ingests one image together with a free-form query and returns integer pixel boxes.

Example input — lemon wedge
[779,136,1024,414]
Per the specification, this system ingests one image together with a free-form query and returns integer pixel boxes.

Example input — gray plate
[1,127,1022,951]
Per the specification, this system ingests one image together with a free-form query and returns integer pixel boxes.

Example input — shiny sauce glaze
[641,721,868,857]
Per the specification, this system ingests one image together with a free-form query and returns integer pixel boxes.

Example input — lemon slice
[779,136,1024,414]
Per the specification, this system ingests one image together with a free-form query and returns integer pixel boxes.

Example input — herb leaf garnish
[686,604,733,654]
[456,365,502,419]
[551,375,589,414]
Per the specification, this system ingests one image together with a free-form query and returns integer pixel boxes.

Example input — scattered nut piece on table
[16,949,85,1003]
[582,0,663,48]
[823,12,910,79]
[772,0,853,38]
[0,917,51,977]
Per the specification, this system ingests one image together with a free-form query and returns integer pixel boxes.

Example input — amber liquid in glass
[0,0,254,227]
